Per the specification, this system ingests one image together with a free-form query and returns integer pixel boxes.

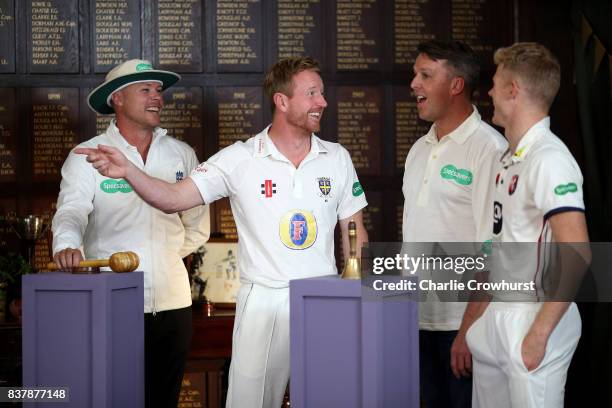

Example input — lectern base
[22,271,144,408]
[290,276,419,408]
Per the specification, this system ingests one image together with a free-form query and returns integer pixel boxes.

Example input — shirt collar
[253,125,328,160]
[425,106,481,145]
[501,116,550,166]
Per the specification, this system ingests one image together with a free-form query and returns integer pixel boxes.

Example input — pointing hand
[75,144,131,179]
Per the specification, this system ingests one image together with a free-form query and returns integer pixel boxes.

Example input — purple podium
[22,272,144,408]
[290,276,419,408]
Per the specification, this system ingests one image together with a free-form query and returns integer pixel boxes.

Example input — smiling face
[410,53,456,124]
[283,69,327,135]
[113,81,164,130]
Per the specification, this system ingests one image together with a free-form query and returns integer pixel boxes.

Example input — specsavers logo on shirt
[554,183,578,195]
[352,182,364,196]
[279,210,318,250]
[100,179,133,193]
[440,164,473,186]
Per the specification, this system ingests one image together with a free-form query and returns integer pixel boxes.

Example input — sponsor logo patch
[195,163,208,173]
[440,164,473,185]
[100,179,133,194]
[261,180,276,197]
[279,210,318,250]
[136,63,152,72]
[175,171,184,182]
[493,201,503,235]
[514,146,527,159]
[352,181,364,196]
[257,139,265,154]
[480,239,493,256]
[554,183,578,195]
[508,175,519,195]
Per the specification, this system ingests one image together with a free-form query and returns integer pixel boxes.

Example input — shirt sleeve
[188,144,247,205]
[179,147,211,257]
[337,146,368,220]
[529,149,584,218]
[51,149,96,255]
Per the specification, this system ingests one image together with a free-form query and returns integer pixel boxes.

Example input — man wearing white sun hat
[51,59,210,408]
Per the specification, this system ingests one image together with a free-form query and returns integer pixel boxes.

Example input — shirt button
[432,155,437,159]
[424,179,428,184]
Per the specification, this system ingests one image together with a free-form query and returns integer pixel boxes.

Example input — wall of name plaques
[94,0,140,71]
[31,88,79,181]
[337,86,382,175]
[0,0,16,73]
[0,88,16,181]
[276,0,322,61]
[336,0,380,71]
[29,0,79,73]
[0,0,517,254]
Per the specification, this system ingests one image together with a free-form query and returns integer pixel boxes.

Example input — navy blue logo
[176,171,184,182]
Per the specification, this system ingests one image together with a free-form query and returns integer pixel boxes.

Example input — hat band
[105,79,164,107]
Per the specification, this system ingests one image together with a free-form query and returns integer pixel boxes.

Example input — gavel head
[109,251,139,272]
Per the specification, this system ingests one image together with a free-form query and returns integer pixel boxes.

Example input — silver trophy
[7,214,50,270]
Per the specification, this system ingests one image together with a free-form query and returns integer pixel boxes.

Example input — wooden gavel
[47,251,140,273]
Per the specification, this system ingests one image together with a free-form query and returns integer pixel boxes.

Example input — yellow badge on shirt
[279,210,318,250]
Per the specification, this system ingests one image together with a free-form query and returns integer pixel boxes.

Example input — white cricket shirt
[52,121,210,313]
[402,108,507,330]
[189,126,368,288]
[490,117,584,301]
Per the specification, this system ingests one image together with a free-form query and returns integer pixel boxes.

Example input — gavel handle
[47,259,110,270]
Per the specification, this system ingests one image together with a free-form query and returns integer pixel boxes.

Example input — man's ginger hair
[263,57,321,113]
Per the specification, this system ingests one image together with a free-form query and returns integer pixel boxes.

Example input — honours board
[0,0,516,242]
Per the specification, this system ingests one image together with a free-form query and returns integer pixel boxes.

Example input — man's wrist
[124,161,137,181]
[526,325,550,343]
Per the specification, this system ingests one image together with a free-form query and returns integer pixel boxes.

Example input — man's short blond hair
[493,42,560,109]
[263,57,321,112]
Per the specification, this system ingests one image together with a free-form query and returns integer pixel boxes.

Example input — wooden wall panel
[0,0,517,241]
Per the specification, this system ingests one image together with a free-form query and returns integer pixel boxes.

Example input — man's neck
[116,120,154,162]
[505,109,547,154]
[434,102,473,140]
[267,120,312,168]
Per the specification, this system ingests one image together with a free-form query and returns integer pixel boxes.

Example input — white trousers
[466,302,580,408]
[226,283,290,408]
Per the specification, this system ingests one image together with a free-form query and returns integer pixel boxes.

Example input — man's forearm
[123,164,180,212]
[124,165,202,213]
[527,301,571,342]
[179,206,211,257]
